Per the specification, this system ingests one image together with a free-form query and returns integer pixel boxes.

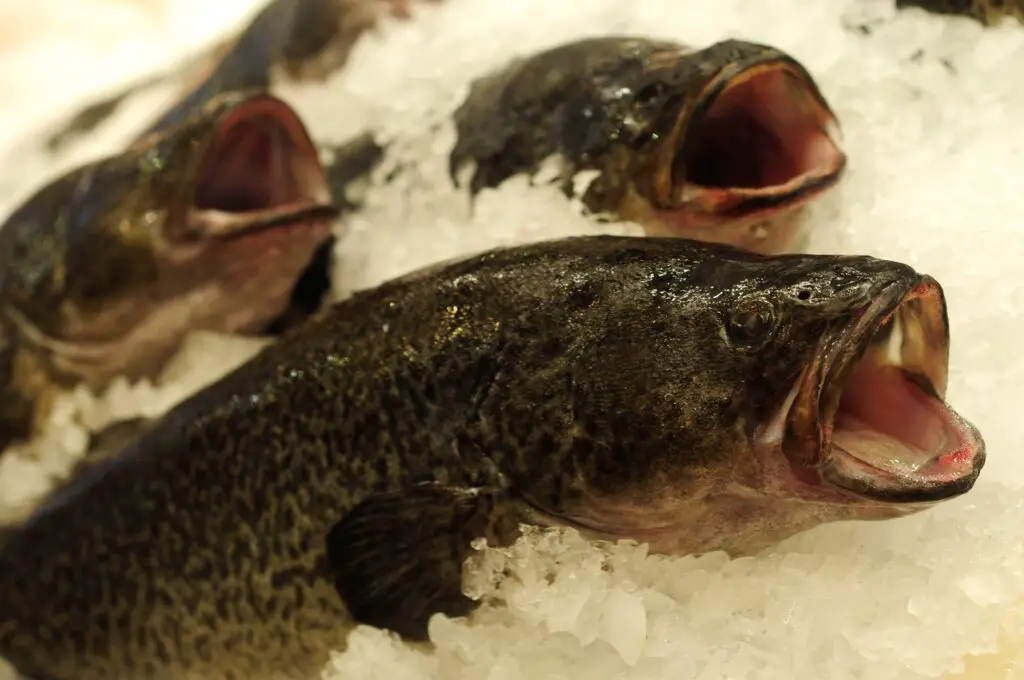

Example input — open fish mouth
[783,277,986,503]
[669,58,846,229]
[186,95,338,239]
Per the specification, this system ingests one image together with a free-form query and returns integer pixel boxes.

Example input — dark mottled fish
[451,36,846,254]
[896,0,1024,25]
[45,0,438,151]
[0,91,337,450]
[0,235,984,680]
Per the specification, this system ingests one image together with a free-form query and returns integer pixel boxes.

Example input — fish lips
[781,276,986,504]
[175,92,339,245]
[652,45,847,240]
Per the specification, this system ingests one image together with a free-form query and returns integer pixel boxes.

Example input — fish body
[896,0,1024,25]
[0,235,984,680]
[0,91,337,448]
[45,0,436,152]
[450,36,846,254]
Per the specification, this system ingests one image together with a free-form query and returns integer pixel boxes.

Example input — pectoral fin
[325,484,522,641]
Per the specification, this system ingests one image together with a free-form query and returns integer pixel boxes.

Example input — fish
[0,234,985,680]
[895,0,1024,26]
[44,0,440,152]
[0,90,338,451]
[450,36,847,254]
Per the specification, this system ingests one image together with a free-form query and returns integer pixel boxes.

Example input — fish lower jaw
[775,278,985,506]
[547,485,903,558]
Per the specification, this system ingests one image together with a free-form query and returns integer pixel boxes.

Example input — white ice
[0,0,1023,679]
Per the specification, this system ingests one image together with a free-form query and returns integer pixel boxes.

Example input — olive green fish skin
[0,235,971,680]
[896,0,1024,25]
[0,91,336,451]
[449,37,843,253]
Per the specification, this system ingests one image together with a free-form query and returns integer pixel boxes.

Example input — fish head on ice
[501,239,983,555]
[150,90,337,261]
[0,90,337,389]
[627,40,847,253]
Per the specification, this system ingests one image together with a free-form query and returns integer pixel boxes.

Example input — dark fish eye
[725,299,777,349]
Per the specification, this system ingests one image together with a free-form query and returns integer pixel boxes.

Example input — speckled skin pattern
[449,37,841,250]
[896,0,1024,25]
[0,235,956,680]
[0,91,335,452]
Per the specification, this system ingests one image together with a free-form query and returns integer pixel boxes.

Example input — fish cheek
[324,484,523,641]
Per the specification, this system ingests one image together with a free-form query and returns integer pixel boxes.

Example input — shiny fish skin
[0,235,984,680]
[0,91,337,451]
[450,36,846,254]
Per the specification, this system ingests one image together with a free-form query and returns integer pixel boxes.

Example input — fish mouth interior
[186,98,336,239]
[674,64,846,217]
[792,280,985,503]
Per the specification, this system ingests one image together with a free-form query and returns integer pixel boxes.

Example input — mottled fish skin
[896,0,1024,25]
[0,235,983,680]
[45,0,439,152]
[450,36,846,255]
[0,91,337,451]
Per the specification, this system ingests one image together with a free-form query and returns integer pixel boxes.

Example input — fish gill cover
[0,0,1022,679]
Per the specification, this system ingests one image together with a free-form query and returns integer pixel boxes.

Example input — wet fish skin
[896,0,1024,25]
[450,36,846,254]
[0,90,336,450]
[0,235,983,680]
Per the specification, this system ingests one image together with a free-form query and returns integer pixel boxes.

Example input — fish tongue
[831,417,943,476]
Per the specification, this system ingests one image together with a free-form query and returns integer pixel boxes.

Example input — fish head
[0,90,336,386]
[624,40,846,254]
[510,239,983,555]
[134,89,337,272]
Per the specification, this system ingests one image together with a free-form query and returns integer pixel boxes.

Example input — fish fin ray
[325,483,522,640]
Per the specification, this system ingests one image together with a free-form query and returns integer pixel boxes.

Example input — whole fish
[45,0,439,151]
[895,0,1024,26]
[450,36,847,254]
[0,235,984,680]
[0,90,338,450]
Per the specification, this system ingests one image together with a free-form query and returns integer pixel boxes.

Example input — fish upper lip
[181,95,339,242]
[660,55,847,220]
[781,276,986,504]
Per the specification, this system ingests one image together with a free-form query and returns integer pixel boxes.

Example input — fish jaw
[178,93,337,244]
[651,50,846,254]
[3,94,339,390]
[766,276,985,506]
[160,93,339,337]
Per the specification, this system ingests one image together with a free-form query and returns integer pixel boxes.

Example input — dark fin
[45,94,129,152]
[895,0,1020,25]
[143,0,379,135]
[280,0,368,79]
[43,69,173,153]
[326,484,523,640]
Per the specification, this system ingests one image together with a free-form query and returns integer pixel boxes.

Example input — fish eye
[725,299,777,350]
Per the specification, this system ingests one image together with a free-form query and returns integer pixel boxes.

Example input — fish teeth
[885,314,904,366]
[824,117,844,145]
[759,380,801,446]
